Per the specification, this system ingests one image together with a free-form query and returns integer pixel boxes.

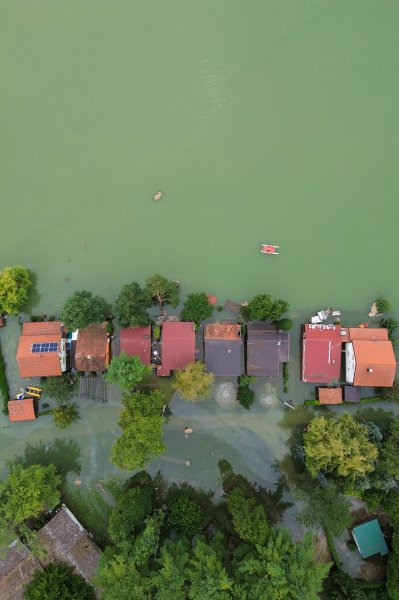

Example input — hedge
[304,396,383,407]
[325,527,342,570]
[0,341,10,415]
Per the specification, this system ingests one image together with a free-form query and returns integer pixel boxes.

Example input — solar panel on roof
[31,342,59,353]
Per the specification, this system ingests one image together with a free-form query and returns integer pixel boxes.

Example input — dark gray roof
[0,540,42,600]
[344,385,361,402]
[247,329,290,377]
[204,339,243,376]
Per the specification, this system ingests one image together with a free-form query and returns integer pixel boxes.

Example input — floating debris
[153,191,163,201]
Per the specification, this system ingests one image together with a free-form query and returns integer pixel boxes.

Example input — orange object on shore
[206,293,217,305]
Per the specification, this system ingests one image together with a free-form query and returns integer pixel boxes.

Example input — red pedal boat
[260,243,279,255]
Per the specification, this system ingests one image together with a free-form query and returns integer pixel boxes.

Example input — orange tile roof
[17,322,63,378]
[318,388,343,404]
[204,323,241,340]
[349,328,388,341]
[8,398,36,422]
[352,340,396,387]
[75,323,109,372]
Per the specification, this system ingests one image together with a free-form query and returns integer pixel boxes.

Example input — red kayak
[260,244,279,255]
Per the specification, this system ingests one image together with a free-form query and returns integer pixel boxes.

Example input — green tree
[168,494,204,537]
[0,265,32,314]
[109,486,154,547]
[24,562,96,600]
[110,389,166,471]
[387,532,399,600]
[295,476,352,537]
[384,491,399,530]
[375,297,392,314]
[154,539,190,600]
[235,530,330,600]
[226,487,268,545]
[380,418,399,480]
[381,381,399,402]
[145,274,180,311]
[0,463,61,526]
[104,353,151,391]
[52,403,80,429]
[303,414,378,481]
[181,293,213,325]
[130,510,164,567]
[41,373,78,404]
[277,317,293,331]
[61,290,108,330]
[96,552,152,600]
[324,571,368,600]
[242,294,289,321]
[114,282,151,328]
[236,375,256,410]
[186,539,233,599]
[380,317,399,342]
[172,362,214,401]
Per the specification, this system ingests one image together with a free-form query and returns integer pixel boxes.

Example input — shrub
[52,403,80,429]
[283,362,289,393]
[277,318,293,331]
[0,341,10,415]
[375,297,392,314]
[216,305,224,312]
[154,325,161,340]
[237,386,255,409]
[379,317,399,342]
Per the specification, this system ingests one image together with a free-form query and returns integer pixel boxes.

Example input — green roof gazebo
[352,519,389,559]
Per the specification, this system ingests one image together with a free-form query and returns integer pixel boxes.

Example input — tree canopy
[167,494,204,538]
[145,274,180,311]
[303,414,377,481]
[104,352,151,391]
[110,389,166,471]
[379,418,399,481]
[52,403,80,429]
[41,373,78,404]
[0,463,61,527]
[61,290,108,330]
[181,293,213,325]
[242,293,289,321]
[114,282,151,328]
[226,487,268,545]
[172,362,214,401]
[0,265,32,314]
[109,486,154,547]
[24,563,96,600]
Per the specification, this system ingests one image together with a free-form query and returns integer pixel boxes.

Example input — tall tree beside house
[0,463,61,528]
[24,563,96,600]
[110,389,166,471]
[40,373,78,404]
[114,282,151,328]
[181,293,213,326]
[241,293,289,321]
[303,414,378,481]
[0,265,32,314]
[172,362,214,401]
[145,274,180,312]
[61,289,108,330]
[104,353,151,392]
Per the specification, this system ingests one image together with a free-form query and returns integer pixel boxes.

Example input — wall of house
[345,342,356,383]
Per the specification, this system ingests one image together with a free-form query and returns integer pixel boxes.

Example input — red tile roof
[157,322,195,376]
[75,323,110,372]
[17,322,63,378]
[8,398,36,422]
[120,327,151,365]
[352,340,396,387]
[318,387,343,404]
[204,323,241,340]
[349,328,389,341]
[302,324,342,383]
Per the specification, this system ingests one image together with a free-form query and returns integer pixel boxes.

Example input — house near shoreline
[247,322,289,377]
[0,506,101,600]
[120,326,151,365]
[16,321,66,378]
[74,322,110,372]
[302,324,396,388]
[7,397,36,422]
[156,321,196,376]
[204,323,244,377]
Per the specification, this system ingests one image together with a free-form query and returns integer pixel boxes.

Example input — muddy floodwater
[1,2,399,501]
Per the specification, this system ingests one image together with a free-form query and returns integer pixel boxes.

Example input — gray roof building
[0,541,42,600]
[247,322,290,377]
[205,339,244,376]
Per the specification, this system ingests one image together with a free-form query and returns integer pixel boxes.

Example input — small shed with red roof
[8,398,36,422]
[302,324,343,383]
[120,327,151,365]
[318,387,343,405]
[16,322,66,378]
[157,322,195,376]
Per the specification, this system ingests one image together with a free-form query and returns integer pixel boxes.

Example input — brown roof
[0,540,42,600]
[352,340,396,387]
[247,326,290,377]
[120,326,151,364]
[318,387,343,404]
[36,506,101,584]
[8,398,36,422]
[349,328,389,341]
[16,322,63,378]
[204,323,241,340]
[75,323,110,372]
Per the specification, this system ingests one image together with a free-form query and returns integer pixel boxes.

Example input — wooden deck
[79,376,109,403]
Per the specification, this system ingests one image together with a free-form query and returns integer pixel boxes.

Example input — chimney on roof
[367,368,373,373]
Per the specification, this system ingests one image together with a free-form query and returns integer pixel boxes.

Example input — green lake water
[1,2,399,498]
[1,1,398,314]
